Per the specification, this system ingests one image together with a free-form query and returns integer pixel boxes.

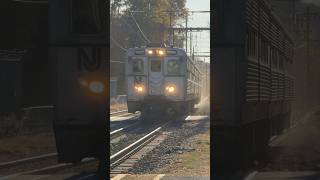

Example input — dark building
[0,0,50,113]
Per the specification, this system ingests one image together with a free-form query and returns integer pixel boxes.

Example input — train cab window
[132,59,144,74]
[151,60,161,72]
[167,59,180,75]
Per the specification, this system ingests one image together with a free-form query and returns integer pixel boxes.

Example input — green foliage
[110,0,187,60]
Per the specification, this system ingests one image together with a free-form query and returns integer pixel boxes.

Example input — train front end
[126,44,187,117]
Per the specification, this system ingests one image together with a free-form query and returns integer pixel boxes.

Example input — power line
[110,36,128,52]
[117,17,146,44]
[130,12,151,43]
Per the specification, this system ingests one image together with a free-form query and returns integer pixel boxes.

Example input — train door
[148,57,164,95]
[127,56,148,99]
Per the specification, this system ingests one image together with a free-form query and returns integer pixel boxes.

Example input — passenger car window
[132,59,144,73]
[151,60,161,72]
[72,0,105,34]
[167,59,180,75]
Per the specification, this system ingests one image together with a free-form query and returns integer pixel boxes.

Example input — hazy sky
[185,0,210,63]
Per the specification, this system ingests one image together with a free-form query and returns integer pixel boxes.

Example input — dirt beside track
[156,129,210,176]
[260,110,320,171]
[129,117,210,176]
[0,133,56,162]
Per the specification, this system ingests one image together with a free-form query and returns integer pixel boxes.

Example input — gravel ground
[110,130,146,155]
[110,121,164,156]
[129,117,210,174]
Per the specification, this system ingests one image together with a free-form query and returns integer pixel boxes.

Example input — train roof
[127,46,187,56]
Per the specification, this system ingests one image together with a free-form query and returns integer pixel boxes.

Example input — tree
[110,0,187,51]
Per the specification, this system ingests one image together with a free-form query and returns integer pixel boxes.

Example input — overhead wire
[119,17,146,43]
[110,36,128,52]
[130,12,151,43]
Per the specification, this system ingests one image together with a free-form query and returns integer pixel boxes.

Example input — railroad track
[110,120,171,175]
[110,121,142,139]
[110,109,129,116]
[0,152,97,179]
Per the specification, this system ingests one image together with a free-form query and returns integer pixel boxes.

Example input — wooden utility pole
[169,11,173,46]
[185,14,188,52]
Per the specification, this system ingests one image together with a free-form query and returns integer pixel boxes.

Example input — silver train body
[126,44,201,116]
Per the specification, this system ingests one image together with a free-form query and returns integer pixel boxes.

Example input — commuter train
[126,43,201,117]
[212,0,294,174]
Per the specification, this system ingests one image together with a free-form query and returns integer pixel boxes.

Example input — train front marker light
[89,81,105,94]
[158,50,164,56]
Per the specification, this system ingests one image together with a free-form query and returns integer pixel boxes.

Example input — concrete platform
[111,174,210,180]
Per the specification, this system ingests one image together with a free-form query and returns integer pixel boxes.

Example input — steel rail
[110,122,169,169]
[0,158,96,180]
[110,121,141,139]
[0,153,57,169]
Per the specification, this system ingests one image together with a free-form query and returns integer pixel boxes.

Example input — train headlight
[89,81,105,94]
[134,85,144,93]
[147,50,153,55]
[165,85,175,93]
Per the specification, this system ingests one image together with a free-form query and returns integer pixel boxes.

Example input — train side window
[151,60,161,72]
[279,56,284,70]
[271,49,278,69]
[247,30,258,59]
[132,59,144,74]
[167,59,180,75]
[261,39,269,65]
[71,0,105,34]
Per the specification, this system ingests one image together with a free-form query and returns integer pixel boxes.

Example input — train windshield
[151,60,161,72]
[167,59,180,75]
[132,59,144,74]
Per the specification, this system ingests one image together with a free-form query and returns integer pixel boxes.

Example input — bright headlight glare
[79,79,88,87]
[89,81,104,93]
[158,50,164,55]
[147,50,153,55]
[134,85,144,92]
[166,86,175,93]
